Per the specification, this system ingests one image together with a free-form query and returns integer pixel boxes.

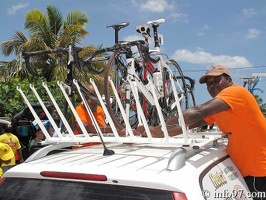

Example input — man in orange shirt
[138,65,266,196]
[75,84,125,135]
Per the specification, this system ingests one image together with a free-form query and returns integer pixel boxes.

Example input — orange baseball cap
[0,143,14,161]
[199,65,231,84]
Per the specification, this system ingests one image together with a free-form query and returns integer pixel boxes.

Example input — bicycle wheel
[104,50,136,130]
[162,59,188,119]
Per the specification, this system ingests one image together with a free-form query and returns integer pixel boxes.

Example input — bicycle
[21,43,117,131]
[104,19,196,130]
[22,43,108,82]
[136,19,196,109]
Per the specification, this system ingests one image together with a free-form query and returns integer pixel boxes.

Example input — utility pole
[241,73,266,94]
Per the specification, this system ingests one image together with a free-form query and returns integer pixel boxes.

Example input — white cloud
[172,49,252,68]
[168,12,189,23]
[196,32,204,36]
[131,0,188,23]
[7,3,29,15]
[196,47,205,51]
[196,24,210,36]
[201,24,210,30]
[244,28,262,40]
[139,0,174,13]
[242,8,257,18]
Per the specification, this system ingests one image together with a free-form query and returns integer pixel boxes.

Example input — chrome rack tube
[149,79,169,140]
[16,86,51,140]
[42,82,76,138]
[169,74,189,145]
[108,76,135,139]
[57,81,90,139]
[90,78,120,138]
[128,79,152,140]
[73,79,104,138]
[30,84,63,139]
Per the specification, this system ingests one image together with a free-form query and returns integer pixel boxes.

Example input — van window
[0,177,174,200]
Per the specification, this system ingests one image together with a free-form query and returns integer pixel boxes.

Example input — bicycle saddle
[106,22,130,31]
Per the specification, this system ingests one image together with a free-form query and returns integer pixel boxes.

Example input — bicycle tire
[104,50,135,129]
[163,59,188,113]
[184,76,196,108]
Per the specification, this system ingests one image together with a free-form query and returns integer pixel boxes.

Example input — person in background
[28,126,44,152]
[0,123,23,173]
[0,142,14,178]
[47,109,64,137]
[137,65,266,197]
[38,112,54,137]
[74,84,125,136]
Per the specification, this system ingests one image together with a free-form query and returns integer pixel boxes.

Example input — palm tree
[1,4,89,82]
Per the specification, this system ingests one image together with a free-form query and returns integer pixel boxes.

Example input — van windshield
[0,177,174,200]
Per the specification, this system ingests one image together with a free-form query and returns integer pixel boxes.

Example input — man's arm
[166,98,230,126]
[183,98,230,125]
[145,98,230,137]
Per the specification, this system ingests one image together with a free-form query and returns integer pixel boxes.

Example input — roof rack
[16,78,223,152]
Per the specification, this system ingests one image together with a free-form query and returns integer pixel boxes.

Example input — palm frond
[64,11,89,27]
[1,31,28,56]
[46,5,63,37]
[25,9,51,46]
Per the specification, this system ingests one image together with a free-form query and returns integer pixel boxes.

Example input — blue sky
[1,0,266,105]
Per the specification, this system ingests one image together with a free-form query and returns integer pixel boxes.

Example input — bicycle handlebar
[110,40,160,64]
[22,48,68,58]
[22,44,106,75]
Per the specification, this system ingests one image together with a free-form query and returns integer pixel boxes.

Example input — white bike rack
[16,79,222,150]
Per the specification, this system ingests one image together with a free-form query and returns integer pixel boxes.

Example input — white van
[0,133,252,200]
[0,82,252,200]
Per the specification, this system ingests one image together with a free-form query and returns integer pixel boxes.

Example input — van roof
[6,142,228,191]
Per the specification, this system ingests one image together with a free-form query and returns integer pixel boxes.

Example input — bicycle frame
[137,19,186,101]
[107,55,188,137]
[105,19,190,131]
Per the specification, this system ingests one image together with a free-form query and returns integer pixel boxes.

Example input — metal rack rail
[16,78,223,150]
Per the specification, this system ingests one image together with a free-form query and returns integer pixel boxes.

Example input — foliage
[254,94,266,117]
[0,4,109,118]
[0,76,67,118]
[1,4,89,82]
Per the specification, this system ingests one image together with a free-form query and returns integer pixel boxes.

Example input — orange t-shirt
[74,104,106,134]
[204,84,266,177]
